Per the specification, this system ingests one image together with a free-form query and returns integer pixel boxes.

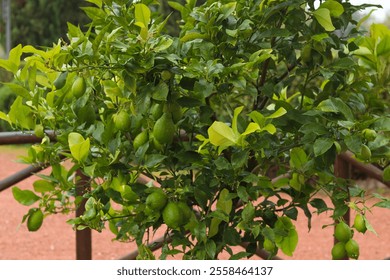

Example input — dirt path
[0,146,389,260]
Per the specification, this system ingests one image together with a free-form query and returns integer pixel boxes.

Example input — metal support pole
[1,0,11,56]
[75,169,92,260]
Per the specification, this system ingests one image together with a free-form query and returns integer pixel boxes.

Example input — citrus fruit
[334,221,352,242]
[301,44,312,64]
[153,112,175,144]
[177,201,192,223]
[263,239,275,252]
[331,242,347,260]
[362,129,377,141]
[345,239,359,259]
[34,124,45,138]
[150,103,164,120]
[113,110,131,131]
[146,190,168,211]
[27,209,44,232]
[353,214,367,233]
[53,72,68,89]
[359,144,371,161]
[162,202,184,229]
[71,76,86,98]
[133,130,149,150]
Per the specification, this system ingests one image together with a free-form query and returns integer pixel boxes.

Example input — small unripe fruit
[345,239,359,259]
[71,76,86,98]
[153,113,175,144]
[27,209,44,232]
[359,144,371,161]
[334,221,352,242]
[113,111,131,131]
[331,242,347,260]
[353,214,367,233]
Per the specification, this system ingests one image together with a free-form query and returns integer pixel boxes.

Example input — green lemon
[153,113,175,144]
[71,76,86,98]
[53,71,68,89]
[162,202,184,229]
[34,124,45,138]
[177,201,192,223]
[362,129,377,141]
[359,144,371,161]
[263,239,275,252]
[331,242,347,260]
[345,239,359,259]
[353,214,367,234]
[334,221,352,242]
[301,44,312,64]
[27,209,44,232]
[146,190,168,211]
[113,110,131,131]
[133,130,149,150]
[150,103,164,120]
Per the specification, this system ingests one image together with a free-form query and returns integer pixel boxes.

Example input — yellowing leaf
[208,121,238,148]
[134,3,151,29]
[313,8,335,32]
[68,132,90,162]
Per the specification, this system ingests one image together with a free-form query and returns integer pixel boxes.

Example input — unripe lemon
[113,111,131,131]
[331,242,347,260]
[146,190,168,211]
[359,144,371,161]
[153,113,175,144]
[27,209,44,232]
[362,129,377,141]
[177,201,192,223]
[71,76,86,98]
[162,202,184,229]
[345,239,359,259]
[53,71,68,89]
[334,221,352,242]
[301,44,312,64]
[133,130,149,150]
[150,103,164,120]
[353,214,367,233]
[34,124,45,138]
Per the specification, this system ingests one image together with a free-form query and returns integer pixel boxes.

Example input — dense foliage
[0,0,389,259]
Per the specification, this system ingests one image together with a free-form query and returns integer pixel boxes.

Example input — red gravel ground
[0,145,389,260]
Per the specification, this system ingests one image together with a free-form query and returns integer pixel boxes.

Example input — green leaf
[216,188,233,215]
[313,138,334,156]
[12,186,40,206]
[317,97,353,121]
[241,203,255,223]
[3,83,31,99]
[279,228,298,256]
[68,132,90,162]
[320,0,344,18]
[134,3,151,29]
[220,2,236,20]
[313,8,335,32]
[383,166,390,182]
[309,198,329,214]
[180,32,208,43]
[205,240,217,259]
[208,217,222,237]
[152,82,169,101]
[266,107,287,119]
[0,44,22,73]
[232,106,243,135]
[289,147,308,169]
[33,180,55,193]
[208,121,238,148]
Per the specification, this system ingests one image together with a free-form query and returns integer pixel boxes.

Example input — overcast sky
[350,0,390,22]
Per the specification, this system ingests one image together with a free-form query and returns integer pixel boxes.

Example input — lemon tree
[1,0,389,260]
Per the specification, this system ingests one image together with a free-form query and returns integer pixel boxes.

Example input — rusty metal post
[75,169,92,260]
